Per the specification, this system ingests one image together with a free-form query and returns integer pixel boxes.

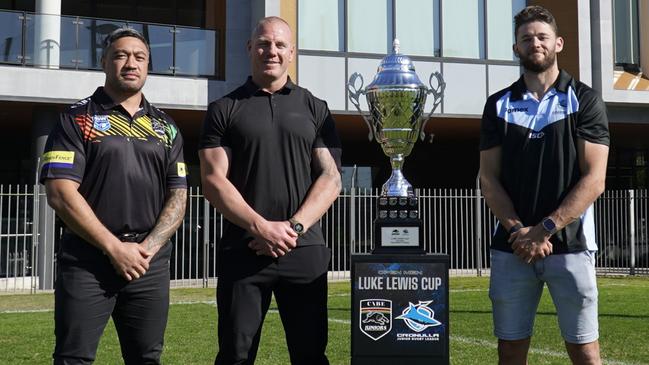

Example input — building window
[613,0,640,69]
[297,0,524,61]
[347,0,391,54]
[487,0,526,60]
[298,0,343,51]
[442,0,484,59]
[395,0,440,57]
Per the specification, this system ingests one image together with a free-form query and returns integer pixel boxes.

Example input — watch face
[542,218,556,233]
[293,223,304,234]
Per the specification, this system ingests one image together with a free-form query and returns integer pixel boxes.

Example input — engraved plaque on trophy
[348,40,445,254]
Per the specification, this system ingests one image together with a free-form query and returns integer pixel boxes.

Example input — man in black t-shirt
[41,28,187,364]
[479,6,609,365]
[199,16,341,365]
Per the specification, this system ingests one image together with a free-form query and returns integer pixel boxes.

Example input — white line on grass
[1,304,642,365]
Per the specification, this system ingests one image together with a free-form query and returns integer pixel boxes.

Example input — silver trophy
[348,40,445,253]
[348,39,445,198]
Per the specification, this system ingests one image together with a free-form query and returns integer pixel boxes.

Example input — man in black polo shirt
[40,28,187,364]
[199,16,341,365]
[480,6,609,365]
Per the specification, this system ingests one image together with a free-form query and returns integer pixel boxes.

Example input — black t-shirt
[480,70,609,253]
[199,77,342,250]
[40,87,187,234]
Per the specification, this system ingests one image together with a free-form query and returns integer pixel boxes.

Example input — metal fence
[1,185,647,293]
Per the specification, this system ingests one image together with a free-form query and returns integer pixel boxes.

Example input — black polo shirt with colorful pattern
[40,87,187,235]
[480,70,609,254]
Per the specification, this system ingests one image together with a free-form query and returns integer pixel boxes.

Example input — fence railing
[1,186,647,292]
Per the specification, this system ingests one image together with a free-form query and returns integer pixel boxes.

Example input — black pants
[215,245,331,365]
[53,235,171,365]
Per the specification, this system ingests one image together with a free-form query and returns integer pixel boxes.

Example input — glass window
[613,0,640,66]
[347,0,391,54]
[59,15,80,68]
[298,0,343,51]
[174,26,215,76]
[442,0,484,59]
[487,0,525,60]
[75,18,128,70]
[0,10,24,64]
[142,24,174,75]
[395,0,440,57]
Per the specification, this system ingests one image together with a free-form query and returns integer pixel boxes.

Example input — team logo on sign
[396,300,441,332]
[92,115,111,132]
[359,299,392,341]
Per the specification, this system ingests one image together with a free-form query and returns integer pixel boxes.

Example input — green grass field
[1,276,648,364]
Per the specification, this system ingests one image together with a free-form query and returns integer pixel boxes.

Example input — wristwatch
[289,218,305,236]
[509,223,523,235]
[541,217,558,235]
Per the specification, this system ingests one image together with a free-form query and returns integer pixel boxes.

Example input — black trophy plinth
[373,196,425,255]
[351,254,450,365]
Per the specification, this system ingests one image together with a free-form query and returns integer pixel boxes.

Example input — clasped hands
[106,239,153,281]
[509,225,553,264]
[248,220,298,258]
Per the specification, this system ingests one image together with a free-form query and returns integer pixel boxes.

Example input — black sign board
[351,254,449,365]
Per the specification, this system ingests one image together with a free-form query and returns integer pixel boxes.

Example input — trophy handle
[347,72,374,141]
[420,71,446,140]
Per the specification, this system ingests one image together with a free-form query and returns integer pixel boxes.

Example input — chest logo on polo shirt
[92,115,111,132]
[151,119,166,137]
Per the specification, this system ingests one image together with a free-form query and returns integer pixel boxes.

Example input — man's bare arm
[291,147,342,230]
[199,147,297,256]
[45,179,149,280]
[249,147,341,257]
[479,146,523,232]
[481,146,552,262]
[547,139,608,230]
[141,188,187,258]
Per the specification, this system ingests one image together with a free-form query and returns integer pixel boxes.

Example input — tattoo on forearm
[145,188,187,252]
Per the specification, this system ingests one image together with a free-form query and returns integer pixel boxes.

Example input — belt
[63,229,149,243]
[117,232,149,243]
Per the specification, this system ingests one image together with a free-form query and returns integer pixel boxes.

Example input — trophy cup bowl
[348,39,445,198]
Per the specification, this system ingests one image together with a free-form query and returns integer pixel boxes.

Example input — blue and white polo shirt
[480,70,610,253]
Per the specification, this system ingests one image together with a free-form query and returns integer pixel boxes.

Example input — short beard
[115,80,144,94]
[520,51,556,73]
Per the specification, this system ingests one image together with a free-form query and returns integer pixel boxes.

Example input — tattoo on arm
[313,148,341,184]
[145,188,187,252]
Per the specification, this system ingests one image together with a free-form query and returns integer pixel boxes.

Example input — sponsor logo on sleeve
[177,162,187,177]
[42,151,75,169]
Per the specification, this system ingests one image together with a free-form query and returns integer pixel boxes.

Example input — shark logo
[396,300,442,332]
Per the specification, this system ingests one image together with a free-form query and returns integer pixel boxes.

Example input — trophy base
[373,217,425,255]
[373,195,425,254]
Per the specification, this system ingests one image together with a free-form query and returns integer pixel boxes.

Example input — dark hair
[514,6,559,38]
[102,27,150,57]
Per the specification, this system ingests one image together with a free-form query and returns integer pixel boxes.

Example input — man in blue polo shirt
[480,6,609,365]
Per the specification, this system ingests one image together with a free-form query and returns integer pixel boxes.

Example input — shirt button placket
[270,94,277,123]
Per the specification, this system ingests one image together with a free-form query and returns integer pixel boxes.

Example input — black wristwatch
[289,218,305,236]
[541,217,558,235]
[509,223,523,235]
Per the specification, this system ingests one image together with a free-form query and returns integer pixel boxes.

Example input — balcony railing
[0,10,218,78]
